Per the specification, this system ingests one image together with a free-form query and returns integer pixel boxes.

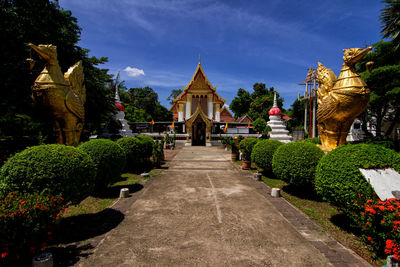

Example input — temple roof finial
[199,54,201,64]
[273,91,278,108]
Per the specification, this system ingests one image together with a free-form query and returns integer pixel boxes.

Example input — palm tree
[380,0,400,49]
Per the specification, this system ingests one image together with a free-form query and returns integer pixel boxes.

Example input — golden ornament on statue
[29,43,86,146]
[317,47,372,152]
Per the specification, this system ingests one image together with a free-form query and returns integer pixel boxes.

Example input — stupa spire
[273,91,278,108]
[114,72,120,103]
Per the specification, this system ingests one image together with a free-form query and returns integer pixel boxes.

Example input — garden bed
[261,175,384,267]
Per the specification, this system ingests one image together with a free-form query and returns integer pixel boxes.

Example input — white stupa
[99,82,134,138]
[267,92,292,143]
[112,85,134,137]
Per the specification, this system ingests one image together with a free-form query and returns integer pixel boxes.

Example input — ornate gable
[170,60,226,112]
[186,104,212,128]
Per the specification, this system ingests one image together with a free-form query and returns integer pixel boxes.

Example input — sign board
[360,168,400,200]
[136,123,148,130]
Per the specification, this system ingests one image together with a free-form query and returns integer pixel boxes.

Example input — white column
[207,95,213,119]
[178,104,184,122]
[312,80,317,138]
[185,95,192,119]
[215,104,220,122]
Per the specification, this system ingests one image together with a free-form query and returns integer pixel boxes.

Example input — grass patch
[261,175,382,266]
[63,173,141,217]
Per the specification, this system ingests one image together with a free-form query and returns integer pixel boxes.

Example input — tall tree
[229,88,252,119]
[356,41,400,137]
[380,0,400,50]
[167,89,183,106]
[286,98,305,131]
[124,86,172,122]
[0,0,114,140]
[230,83,283,121]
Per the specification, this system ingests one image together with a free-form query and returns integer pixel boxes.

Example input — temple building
[170,61,226,146]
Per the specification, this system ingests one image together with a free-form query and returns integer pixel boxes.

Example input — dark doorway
[192,119,206,146]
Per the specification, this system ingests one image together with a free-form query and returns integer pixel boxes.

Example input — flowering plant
[359,197,400,261]
[0,191,65,264]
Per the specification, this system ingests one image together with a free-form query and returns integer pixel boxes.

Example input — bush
[253,118,267,133]
[136,135,154,158]
[0,144,96,203]
[239,138,258,161]
[79,139,126,191]
[116,137,143,171]
[251,139,283,173]
[359,198,400,260]
[272,142,324,187]
[315,144,400,220]
[0,192,64,265]
[302,137,321,144]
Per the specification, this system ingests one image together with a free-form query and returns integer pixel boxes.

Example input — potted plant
[152,140,164,167]
[229,137,239,162]
[239,137,258,170]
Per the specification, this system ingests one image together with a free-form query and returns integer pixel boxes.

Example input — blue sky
[59,0,384,110]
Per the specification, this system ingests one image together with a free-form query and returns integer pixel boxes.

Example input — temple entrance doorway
[192,118,206,146]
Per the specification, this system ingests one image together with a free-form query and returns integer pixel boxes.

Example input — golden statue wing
[317,94,339,122]
[64,60,86,104]
[65,91,85,120]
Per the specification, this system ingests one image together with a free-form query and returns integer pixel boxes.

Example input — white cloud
[124,66,145,77]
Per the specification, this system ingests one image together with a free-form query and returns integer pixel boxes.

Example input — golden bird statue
[317,47,372,152]
[29,44,86,146]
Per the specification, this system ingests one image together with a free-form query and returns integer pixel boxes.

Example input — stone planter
[242,160,251,170]
[32,252,53,267]
[253,172,262,181]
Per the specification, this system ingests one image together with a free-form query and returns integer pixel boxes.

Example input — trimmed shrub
[0,144,96,203]
[116,137,142,171]
[251,139,283,173]
[79,139,126,191]
[136,135,154,158]
[272,142,324,187]
[239,138,258,161]
[0,192,64,265]
[302,137,321,144]
[315,144,400,220]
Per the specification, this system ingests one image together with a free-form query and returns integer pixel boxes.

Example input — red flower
[1,248,9,259]
[367,236,373,243]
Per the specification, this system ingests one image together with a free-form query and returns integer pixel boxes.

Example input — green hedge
[315,144,400,220]
[79,139,126,191]
[302,137,321,145]
[251,139,283,173]
[136,135,154,158]
[0,144,96,203]
[272,142,324,187]
[116,137,142,171]
[239,138,258,161]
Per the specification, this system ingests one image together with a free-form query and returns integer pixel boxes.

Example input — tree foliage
[229,88,252,119]
[286,98,305,131]
[356,41,400,137]
[252,118,267,133]
[117,85,172,122]
[380,0,400,50]
[0,0,114,140]
[167,89,183,106]
[229,83,284,121]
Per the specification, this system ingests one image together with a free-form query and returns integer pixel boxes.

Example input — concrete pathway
[77,147,368,267]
